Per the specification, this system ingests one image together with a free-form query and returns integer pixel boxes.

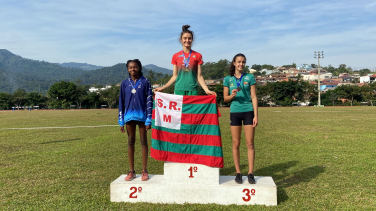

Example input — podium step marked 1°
[110,162,277,206]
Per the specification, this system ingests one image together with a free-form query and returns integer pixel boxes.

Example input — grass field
[1,107,375,210]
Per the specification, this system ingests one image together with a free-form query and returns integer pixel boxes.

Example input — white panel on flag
[154,92,183,130]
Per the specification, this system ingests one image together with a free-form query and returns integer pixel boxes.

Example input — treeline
[324,64,372,76]
[2,77,376,110]
[2,78,375,110]
[0,82,119,110]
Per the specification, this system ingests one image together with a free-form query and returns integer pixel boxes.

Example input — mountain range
[57,62,104,71]
[0,49,172,94]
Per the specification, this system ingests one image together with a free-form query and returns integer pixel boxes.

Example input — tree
[201,59,231,79]
[99,85,120,109]
[12,89,27,110]
[48,81,77,108]
[311,64,318,68]
[261,64,274,70]
[251,64,262,71]
[336,85,361,106]
[256,84,273,107]
[322,89,339,106]
[270,80,304,106]
[86,92,101,109]
[337,64,350,74]
[299,81,316,104]
[358,69,371,76]
[75,85,88,109]
[361,83,376,106]
[0,92,12,110]
[26,92,48,108]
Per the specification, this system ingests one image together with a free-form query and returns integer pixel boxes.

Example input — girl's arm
[118,84,126,133]
[223,86,237,103]
[250,84,258,127]
[197,64,216,95]
[154,65,178,92]
[145,79,153,130]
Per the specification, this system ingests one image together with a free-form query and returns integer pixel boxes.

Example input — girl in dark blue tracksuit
[118,59,152,181]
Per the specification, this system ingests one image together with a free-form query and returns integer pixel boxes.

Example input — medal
[129,77,142,94]
[181,50,192,71]
[236,73,244,92]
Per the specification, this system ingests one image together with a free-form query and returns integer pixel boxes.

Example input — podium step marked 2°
[110,162,277,206]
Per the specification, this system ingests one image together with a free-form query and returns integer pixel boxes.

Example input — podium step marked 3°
[110,162,277,206]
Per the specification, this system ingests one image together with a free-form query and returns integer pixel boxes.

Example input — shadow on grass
[40,138,82,144]
[254,161,325,204]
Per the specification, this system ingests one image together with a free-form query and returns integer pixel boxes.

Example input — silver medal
[131,89,136,94]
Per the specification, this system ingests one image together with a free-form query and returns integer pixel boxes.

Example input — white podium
[110,162,277,206]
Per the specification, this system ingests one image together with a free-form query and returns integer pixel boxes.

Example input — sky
[1,0,376,70]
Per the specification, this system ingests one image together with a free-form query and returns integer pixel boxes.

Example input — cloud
[0,0,375,70]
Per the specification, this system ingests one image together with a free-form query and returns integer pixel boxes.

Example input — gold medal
[184,68,189,72]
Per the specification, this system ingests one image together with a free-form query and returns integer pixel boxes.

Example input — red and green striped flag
[151,92,223,168]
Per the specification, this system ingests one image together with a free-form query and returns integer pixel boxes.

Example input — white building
[89,85,112,93]
[302,72,333,81]
[360,76,370,83]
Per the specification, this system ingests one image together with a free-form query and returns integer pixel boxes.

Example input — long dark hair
[229,53,246,77]
[180,25,194,42]
[126,59,143,76]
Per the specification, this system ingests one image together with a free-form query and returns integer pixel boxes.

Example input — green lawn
[1,107,375,210]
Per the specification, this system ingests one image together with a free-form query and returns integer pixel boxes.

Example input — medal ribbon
[129,78,141,92]
[181,50,192,68]
[236,73,244,89]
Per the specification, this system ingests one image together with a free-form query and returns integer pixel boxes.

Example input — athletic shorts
[174,90,198,96]
[230,111,254,126]
[125,120,145,125]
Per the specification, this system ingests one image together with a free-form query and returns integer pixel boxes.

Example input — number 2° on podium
[129,186,143,198]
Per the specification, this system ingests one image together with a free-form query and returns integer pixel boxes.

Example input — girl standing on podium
[118,59,153,181]
[154,25,215,96]
[223,53,258,184]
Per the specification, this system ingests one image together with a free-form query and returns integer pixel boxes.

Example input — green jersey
[223,73,256,113]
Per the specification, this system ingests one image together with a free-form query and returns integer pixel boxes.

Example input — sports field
[1,107,375,210]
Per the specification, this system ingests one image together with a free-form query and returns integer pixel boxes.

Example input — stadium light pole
[314,51,324,107]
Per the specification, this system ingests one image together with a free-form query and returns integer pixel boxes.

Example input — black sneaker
[235,173,242,184]
[248,173,256,184]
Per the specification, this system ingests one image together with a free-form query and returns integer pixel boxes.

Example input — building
[89,85,112,93]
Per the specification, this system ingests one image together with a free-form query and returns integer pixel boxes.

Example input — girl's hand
[205,90,217,96]
[120,126,125,133]
[154,87,164,92]
[145,125,151,130]
[231,89,238,96]
[253,117,258,128]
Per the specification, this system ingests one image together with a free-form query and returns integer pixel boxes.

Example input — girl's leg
[244,125,255,174]
[126,122,137,171]
[231,126,243,173]
[138,123,148,171]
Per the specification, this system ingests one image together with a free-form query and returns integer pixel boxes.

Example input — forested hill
[0,49,85,93]
[0,49,173,93]
[57,62,104,71]
[78,63,128,85]
[144,64,172,75]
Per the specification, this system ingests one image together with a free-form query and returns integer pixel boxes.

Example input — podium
[110,162,277,206]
